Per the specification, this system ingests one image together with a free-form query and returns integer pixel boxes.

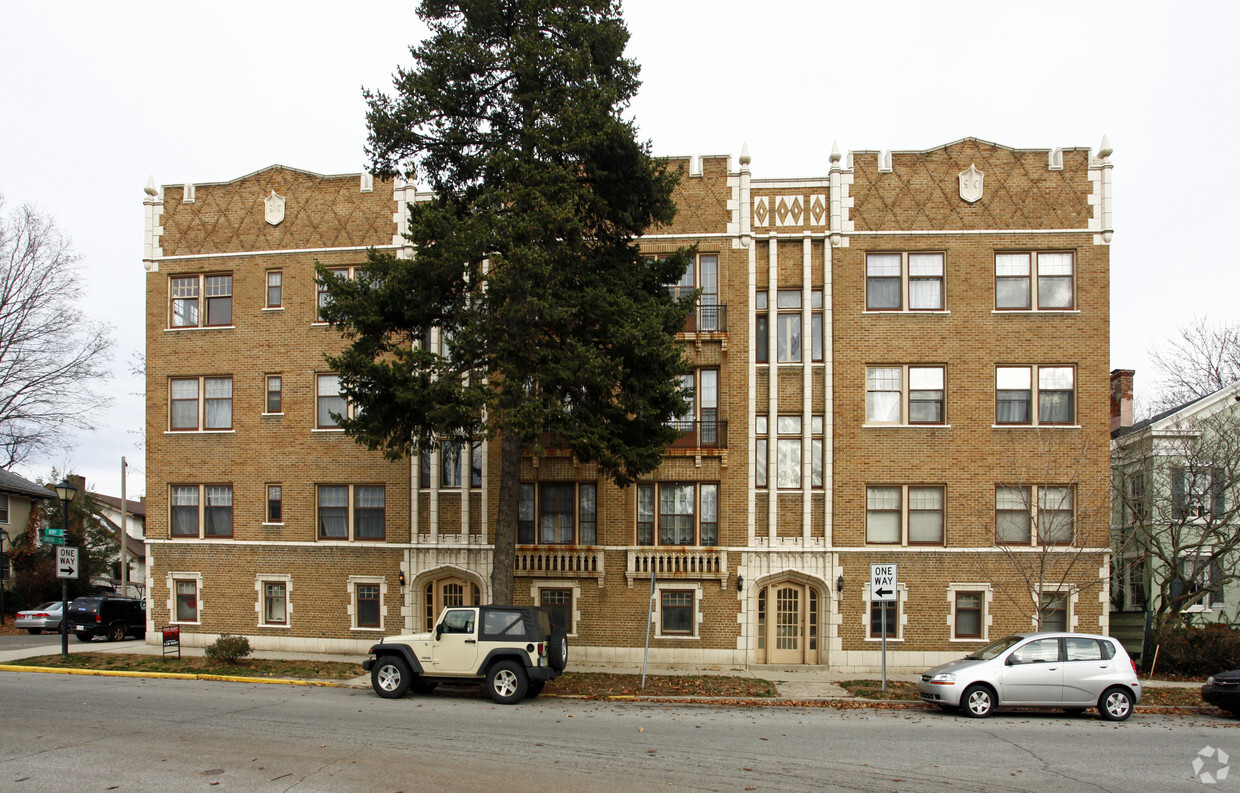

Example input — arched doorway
[423,575,481,631]
[757,581,820,664]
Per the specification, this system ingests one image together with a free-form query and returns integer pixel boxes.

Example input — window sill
[862,310,950,316]
[864,636,903,643]
[261,307,284,312]
[261,412,284,418]
[312,428,345,433]
[260,522,285,527]
[991,424,1081,430]
[260,623,291,629]
[863,423,951,429]
[164,430,236,435]
[950,636,986,643]
[654,634,700,641]
[351,626,385,632]
[164,325,235,332]
[171,620,201,626]
[992,309,1080,315]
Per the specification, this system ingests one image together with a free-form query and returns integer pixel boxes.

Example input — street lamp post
[0,527,8,626]
[54,479,77,658]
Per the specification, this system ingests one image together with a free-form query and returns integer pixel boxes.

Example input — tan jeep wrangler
[362,605,568,704]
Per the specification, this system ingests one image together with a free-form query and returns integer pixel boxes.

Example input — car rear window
[1065,637,1104,661]
[481,610,528,640]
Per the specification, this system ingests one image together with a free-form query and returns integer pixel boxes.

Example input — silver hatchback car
[917,632,1142,721]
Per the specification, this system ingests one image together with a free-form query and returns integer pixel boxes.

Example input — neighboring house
[91,492,147,598]
[0,468,57,586]
[1110,371,1240,656]
[143,136,1114,670]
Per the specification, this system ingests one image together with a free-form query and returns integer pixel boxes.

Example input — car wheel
[370,656,412,699]
[527,680,546,698]
[409,677,438,695]
[1063,708,1086,716]
[75,632,93,642]
[107,623,127,642]
[486,660,528,705]
[962,685,996,718]
[1099,687,1134,722]
[547,631,568,672]
[27,629,41,635]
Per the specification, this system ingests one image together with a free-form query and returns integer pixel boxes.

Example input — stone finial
[829,140,841,165]
[739,143,751,167]
[1099,134,1113,159]
[144,176,157,197]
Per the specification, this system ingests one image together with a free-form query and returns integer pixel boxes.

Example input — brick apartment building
[143,136,1114,671]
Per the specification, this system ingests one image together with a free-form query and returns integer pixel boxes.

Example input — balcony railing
[682,302,727,333]
[667,419,728,450]
[514,549,605,584]
[625,548,729,589]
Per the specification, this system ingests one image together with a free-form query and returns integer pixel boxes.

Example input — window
[757,416,823,489]
[440,441,483,488]
[1011,636,1061,663]
[668,253,721,331]
[316,374,348,428]
[518,483,598,545]
[170,485,232,538]
[174,579,198,622]
[660,590,694,634]
[1172,467,1225,520]
[866,485,944,545]
[755,416,768,489]
[777,416,801,489]
[995,252,1074,310]
[263,581,288,626]
[756,289,823,363]
[995,365,1075,425]
[356,584,381,628]
[1065,636,1104,661]
[954,591,983,639]
[866,252,944,311]
[317,267,354,321]
[870,600,897,638]
[540,588,573,634]
[266,484,282,523]
[865,366,945,425]
[170,376,233,430]
[0,494,9,523]
[170,273,233,327]
[1175,555,1224,610]
[670,368,720,445]
[1039,594,1068,632]
[317,484,386,541]
[265,375,282,414]
[997,485,1074,545]
[636,483,717,546]
[266,270,283,308]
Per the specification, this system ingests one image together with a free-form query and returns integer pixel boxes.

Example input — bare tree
[1113,405,1240,630]
[973,432,1111,630]
[0,194,113,466]
[1147,316,1240,415]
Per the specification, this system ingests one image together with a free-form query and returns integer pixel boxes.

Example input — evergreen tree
[319,0,693,604]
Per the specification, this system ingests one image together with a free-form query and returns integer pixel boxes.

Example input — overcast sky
[0,0,1234,497]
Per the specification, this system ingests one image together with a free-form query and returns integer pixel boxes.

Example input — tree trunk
[491,429,523,605]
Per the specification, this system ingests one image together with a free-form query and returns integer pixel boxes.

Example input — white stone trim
[652,582,703,640]
[528,579,581,637]
[255,573,293,629]
[347,575,389,632]
[166,571,203,625]
[946,582,993,642]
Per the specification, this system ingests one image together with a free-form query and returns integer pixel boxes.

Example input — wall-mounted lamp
[398,571,406,587]
[836,574,845,593]
[736,574,744,592]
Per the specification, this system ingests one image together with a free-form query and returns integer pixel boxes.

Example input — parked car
[66,596,146,642]
[15,601,63,634]
[1202,671,1240,715]
[917,632,1142,721]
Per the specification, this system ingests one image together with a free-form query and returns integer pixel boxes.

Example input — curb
[0,664,350,688]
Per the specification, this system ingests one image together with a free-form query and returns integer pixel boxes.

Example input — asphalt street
[0,670,1234,792]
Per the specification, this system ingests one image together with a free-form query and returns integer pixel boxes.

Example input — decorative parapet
[514,549,605,587]
[1088,134,1114,245]
[624,548,728,589]
[143,176,164,270]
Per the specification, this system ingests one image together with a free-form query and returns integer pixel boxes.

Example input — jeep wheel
[410,677,438,695]
[486,660,528,705]
[526,680,545,698]
[371,656,412,699]
[107,623,127,642]
[547,630,568,672]
[75,631,93,642]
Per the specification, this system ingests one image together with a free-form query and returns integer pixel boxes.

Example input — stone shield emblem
[264,191,286,226]
[958,164,984,203]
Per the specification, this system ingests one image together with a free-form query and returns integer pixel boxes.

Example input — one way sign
[56,546,78,580]
[870,563,898,602]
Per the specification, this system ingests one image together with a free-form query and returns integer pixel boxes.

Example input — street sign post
[57,546,79,579]
[870,564,899,691]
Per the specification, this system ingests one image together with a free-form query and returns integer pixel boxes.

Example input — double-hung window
[671,369,721,445]
[317,484,386,541]
[756,416,823,489]
[995,252,1075,310]
[517,482,597,545]
[660,590,695,635]
[170,484,232,538]
[668,253,721,331]
[170,273,233,327]
[636,483,718,546]
[266,484,283,523]
[866,252,945,311]
[995,365,1075,425]
[866,485,944,545]
[439,441,483,489]
[954,591,984,639]
[1175,555,1224,610]
[266,270,283,309]
[865,366,945,425]
[1171,466,1225,520]
[756,289,823,363]
[317,266,355,321]
[316,374,349,428]
[996,485,1074,545]
[263,581,288,626]
[174,579,199,622]
[265,375,282,414]
[170,376,233,430]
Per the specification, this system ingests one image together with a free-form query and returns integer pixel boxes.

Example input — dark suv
[67,596,146,642]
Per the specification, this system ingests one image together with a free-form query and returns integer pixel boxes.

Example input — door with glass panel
[759,582,819,664]
[424,576,480,631]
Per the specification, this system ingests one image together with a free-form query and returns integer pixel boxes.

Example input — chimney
[1110,369,1135,433]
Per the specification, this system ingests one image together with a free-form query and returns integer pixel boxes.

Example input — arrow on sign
[874,587,893,599]
[59,566,74,575]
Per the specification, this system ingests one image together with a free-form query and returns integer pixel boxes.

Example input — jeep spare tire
[548,630,568,672]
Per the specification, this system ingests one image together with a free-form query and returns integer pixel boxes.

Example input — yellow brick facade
[144,138,1113,670]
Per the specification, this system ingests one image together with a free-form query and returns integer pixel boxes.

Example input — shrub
[1150,623,1240,677]
[204,634,252,664]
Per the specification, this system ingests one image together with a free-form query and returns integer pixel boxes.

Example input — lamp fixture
[735,574,744,592]
[398,571,407,587]
[836,574,845,593]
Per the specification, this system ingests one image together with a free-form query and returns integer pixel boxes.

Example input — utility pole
[119,457,130,599]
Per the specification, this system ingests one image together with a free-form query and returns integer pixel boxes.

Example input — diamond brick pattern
[849,139,1091,232]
